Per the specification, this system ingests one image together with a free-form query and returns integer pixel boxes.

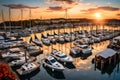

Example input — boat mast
[58,19,60,51]
[21,9,23,29]
[29,9,32,32]
[1,9,6,33]
[65,9,67,53]
[24,46,28,63]
[9,8,11,34]
[51,20,53,51]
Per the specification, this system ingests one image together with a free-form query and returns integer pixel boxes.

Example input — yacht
[51,49,74,63]
[64,33,71,42]
[48,35,57,44]
[57,35,65,44]
[77,44,92,54]
[42,55,65,71]
[70,46,81,57]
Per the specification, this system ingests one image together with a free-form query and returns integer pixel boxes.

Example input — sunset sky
[0,0,120,22]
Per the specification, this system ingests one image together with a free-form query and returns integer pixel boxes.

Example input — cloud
[107,2,112,5]
[47,0,78,11]
[117,14,120,16]
[81,6,120,13]
[2,4,39,9]
[50,0,77,4]
[46,6,71,12]
[48,6,64,11]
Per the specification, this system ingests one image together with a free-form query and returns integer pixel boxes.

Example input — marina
[0,25,119,80]
[0,0,120,80]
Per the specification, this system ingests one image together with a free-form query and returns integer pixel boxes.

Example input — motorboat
[51,49,74,63]
[70,46,81,57]
[57,35,65,44]
[77,44,92,54]
[48,35,57,44]
[42,55,65,71]
[64,33,71,42]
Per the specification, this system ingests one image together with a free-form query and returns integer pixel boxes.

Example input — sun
[94,12,102,20]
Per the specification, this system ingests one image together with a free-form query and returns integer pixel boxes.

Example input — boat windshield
[50,59,56,63]
[60,55,67,58]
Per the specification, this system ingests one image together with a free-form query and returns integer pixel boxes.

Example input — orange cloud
[79,6,120,19]
[117,13,120,16]
[3,4,39,9]
[50,0,77,4]
[47,6,65,11]
[81,6,120,13]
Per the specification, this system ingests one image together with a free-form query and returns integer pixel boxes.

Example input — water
[16,26,120,80]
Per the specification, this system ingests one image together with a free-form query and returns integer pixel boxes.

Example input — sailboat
[32,34,42,47]
[57,34,65,44]
[47,27,57,44]
[16,47,40,75]
[57,27,65,44]
[64,32,71,42]
[9,56,36,67]
[41,33,51,46]
[2,47,25,58]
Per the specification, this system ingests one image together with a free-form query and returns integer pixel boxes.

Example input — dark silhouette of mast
[1,9,6,33]
[9,8,11,33]
[21,9,23,29]
[29,9,32,31]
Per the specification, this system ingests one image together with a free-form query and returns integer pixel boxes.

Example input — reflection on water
[18,68,40,80]
[43,66,66,79]
[64,63,76,69]
[96,61,119,75]
[20,26,120,80]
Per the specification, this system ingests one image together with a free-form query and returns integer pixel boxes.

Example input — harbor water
[16,26,120,80]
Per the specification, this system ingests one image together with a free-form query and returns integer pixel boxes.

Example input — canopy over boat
[96,48,117,59]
